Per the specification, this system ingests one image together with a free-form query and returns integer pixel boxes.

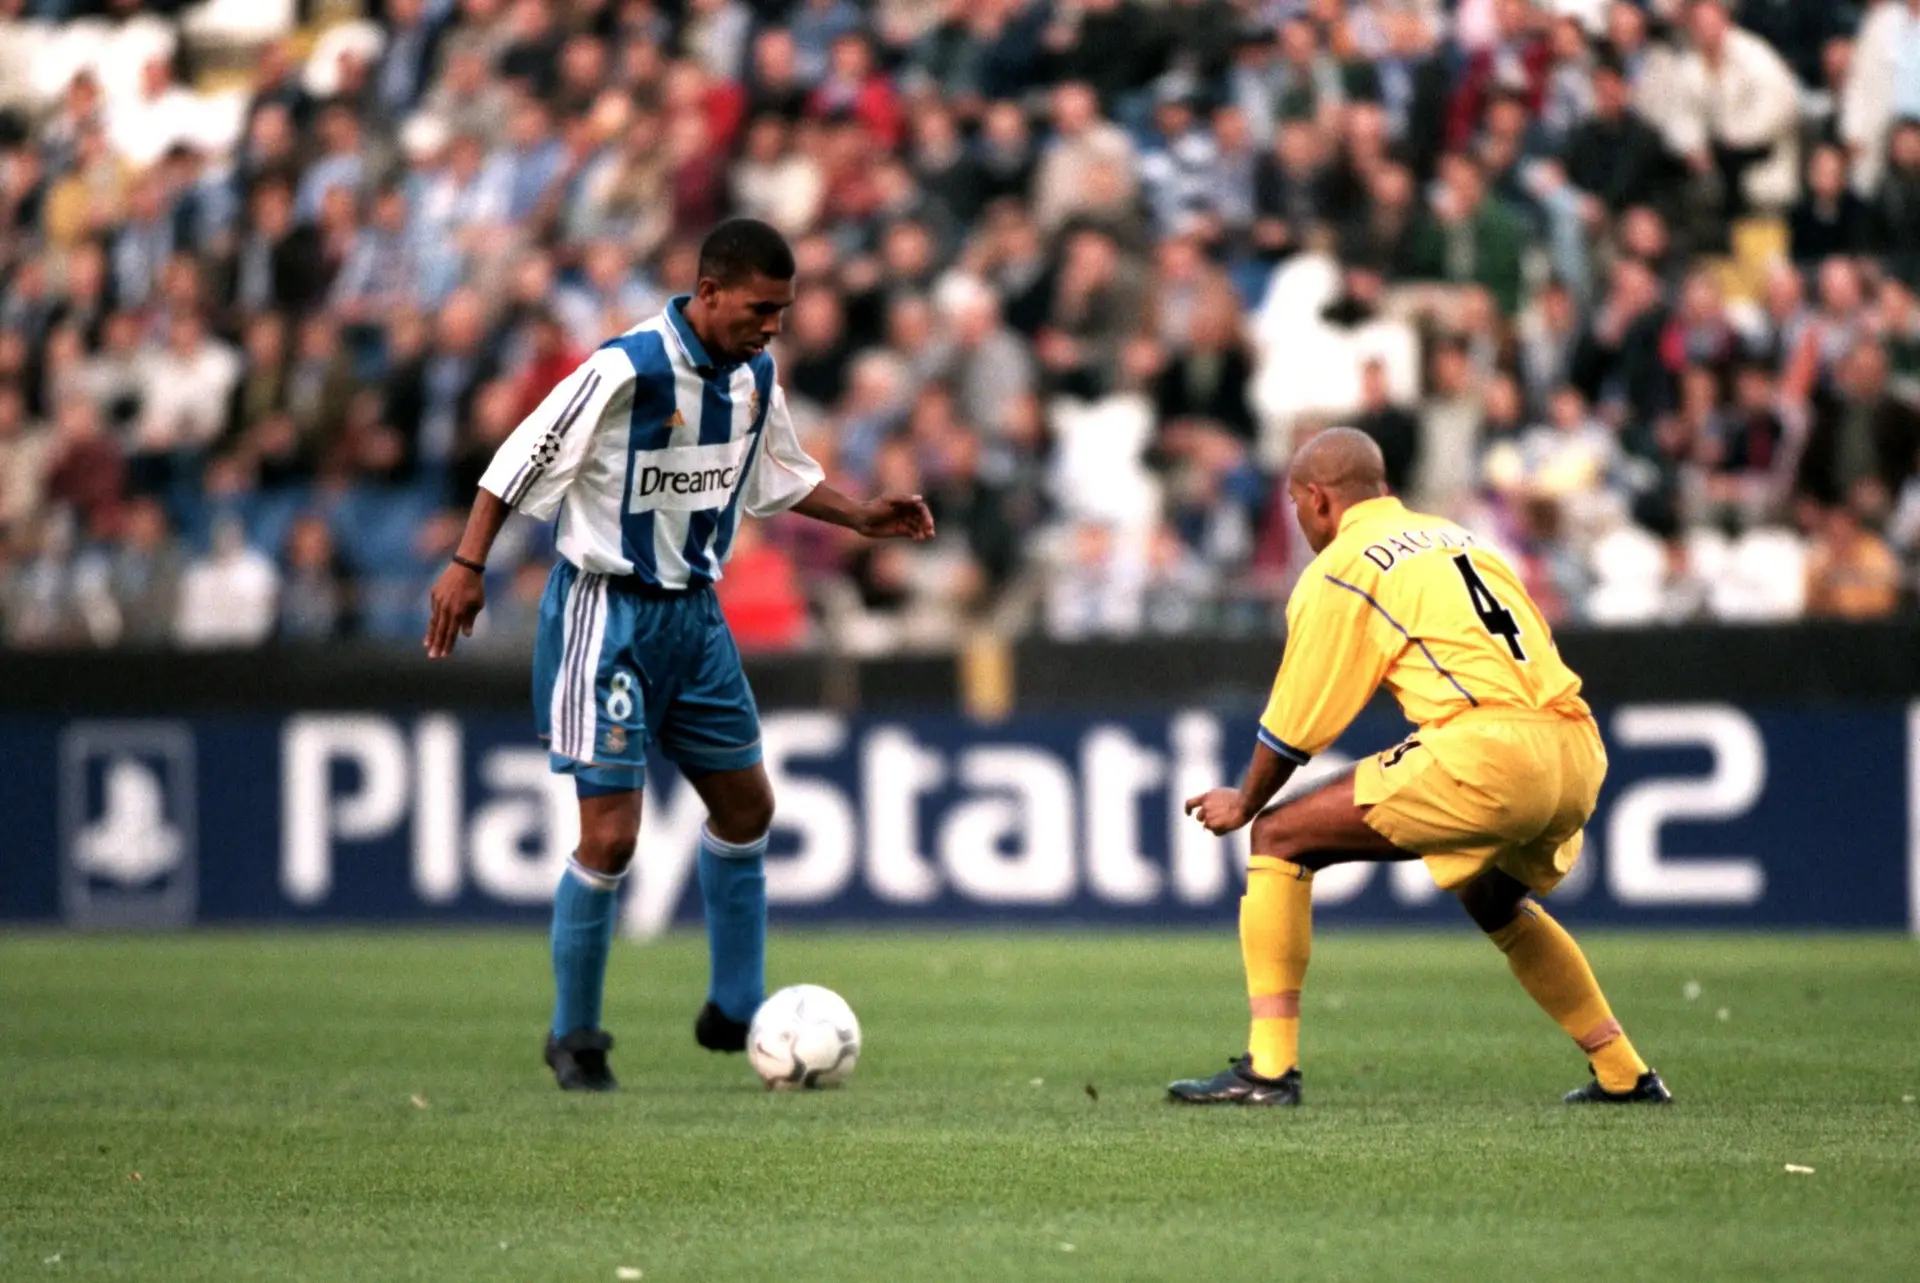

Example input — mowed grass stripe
[1,931,1915,1282]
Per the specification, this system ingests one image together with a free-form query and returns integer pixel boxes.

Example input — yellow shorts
[1353,708,1607,895]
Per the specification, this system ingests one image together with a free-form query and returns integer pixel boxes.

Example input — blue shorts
[533,562,763,793]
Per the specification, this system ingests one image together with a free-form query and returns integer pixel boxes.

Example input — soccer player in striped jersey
[424,219,933,1091]
[1171,428,1669,1107]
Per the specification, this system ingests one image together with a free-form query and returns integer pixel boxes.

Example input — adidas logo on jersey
[665,409,687,429]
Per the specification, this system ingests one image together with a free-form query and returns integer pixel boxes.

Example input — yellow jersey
[1258,496,1589,764]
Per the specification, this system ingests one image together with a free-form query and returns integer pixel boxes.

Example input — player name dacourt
[1359,527,1480,573]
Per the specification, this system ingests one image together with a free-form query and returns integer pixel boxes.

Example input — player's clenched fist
[425,561,485,658]
[1185,788,1252,835]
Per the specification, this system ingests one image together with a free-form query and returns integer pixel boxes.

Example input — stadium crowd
[1,0,1918,652]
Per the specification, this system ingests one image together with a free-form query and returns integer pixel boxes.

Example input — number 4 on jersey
[1451,554,1527,661]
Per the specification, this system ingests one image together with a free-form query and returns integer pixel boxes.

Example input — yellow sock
[1490,902,1649,1092]
[1242,855,1313,1079]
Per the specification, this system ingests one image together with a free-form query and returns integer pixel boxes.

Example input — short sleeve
[479,350,632,521]
[1258,570,1400,761]
[741,381,824,518]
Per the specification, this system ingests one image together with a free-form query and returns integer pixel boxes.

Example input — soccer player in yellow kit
[1171,428,1670,1107]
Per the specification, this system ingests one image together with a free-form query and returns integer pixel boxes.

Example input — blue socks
[697,825,768,1024]
[550,827,766,1038]
[550,857,624,1040]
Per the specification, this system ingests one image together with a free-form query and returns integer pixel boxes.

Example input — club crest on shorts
[603,725,628,754]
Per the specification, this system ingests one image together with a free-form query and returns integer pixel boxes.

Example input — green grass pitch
[3,930,1917,1282]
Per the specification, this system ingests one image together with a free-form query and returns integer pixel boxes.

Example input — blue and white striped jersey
[479,296,825,587]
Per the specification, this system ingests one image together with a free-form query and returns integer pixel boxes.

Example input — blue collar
[665,295,722,373]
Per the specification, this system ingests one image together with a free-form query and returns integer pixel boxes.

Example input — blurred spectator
[718,519,811,652]
[732,115,825,237]
[1044,519,1147,640]
[1564,56,1671,221]
[3,511,87,648]
[384,290,499,487]
[1483,384,1617,536]
[422,43,511,147]
[938,278,1034,438]
[1349,357,1421,496]
[0,384,49,535]
[482,99,565,227]
[107,55,201,170]
[229,179,329,316]
[1790,143,1873,264]
[1036,227,1143,398]
[374,0,442,121]
[43,398,125,534]
[1034,81,1137,234]
[1405,153,1528,315]
[1153,288,1256,446]
[1416,336,1486,516]
[1518,278,1582,414]
[83,498,183,647]
[134,311,240,466]
[110,172,175,309]
[297,106,368,225]
[511,312,583,421]
[1703,361,1789,521]
[1253,116,1329,264]
[283,316,355,458]
[279,515,354,642]
[1573,257,1671,425]
[783,286,852,409]
[333,185,424,324]
[1805,499,1902,620]
[174,519,279,649]
[1872,119,1920,291]
[1798,342,1920,508]
[808,33,904,150]
[1667,0,1802,221]
[1447,0,1551,153]
[1841,0,1920,197]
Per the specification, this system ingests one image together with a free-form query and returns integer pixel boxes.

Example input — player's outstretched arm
[1185,741,1298,836]
[425,489,511,659]
[791,483,935,541]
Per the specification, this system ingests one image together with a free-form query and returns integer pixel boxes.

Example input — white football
[748,984,861,1091]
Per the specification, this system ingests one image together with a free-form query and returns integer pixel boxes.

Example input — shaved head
[1292,427,1388,496]
[1288,427,1391,552]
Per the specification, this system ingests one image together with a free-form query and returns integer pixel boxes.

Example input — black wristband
[450,554,486,575]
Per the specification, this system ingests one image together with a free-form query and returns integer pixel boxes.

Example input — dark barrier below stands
[1,621,1918,714]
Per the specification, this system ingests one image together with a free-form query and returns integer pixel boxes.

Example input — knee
[709,787,774,846]
[578,814,639,875]
[1248,807,1299,862]
[1457,874,1529,936]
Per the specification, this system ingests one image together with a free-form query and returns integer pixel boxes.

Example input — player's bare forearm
[1184,741,1297,835]
[1234,741,1297,817]
[454,488,512,567]
[793,482,935,541]
[424,488,511,659]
